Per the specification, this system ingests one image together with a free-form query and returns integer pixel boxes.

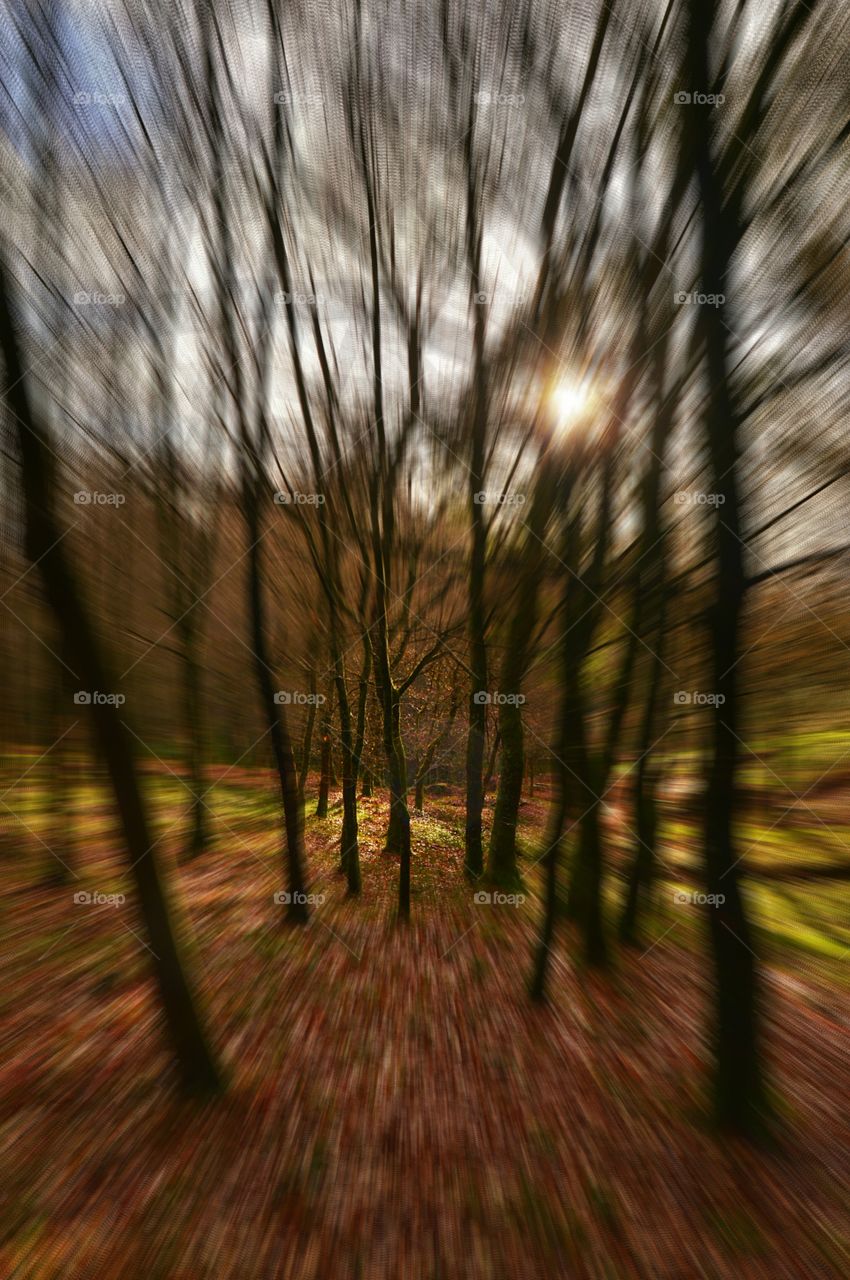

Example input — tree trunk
[482,726,501,799]
[315,708,331,818]
[487,698,525,887]
[0,259,222,1095]
[487,458,555,884]
[619,600,668,946]
[563,685,607,966]
[244,493,309,924]
[297,667,317,803]
[333,658,361,894]
[179,614,207,862]
[464,518,487,878]
[686,0,768,1134]
[529,793,567,1002]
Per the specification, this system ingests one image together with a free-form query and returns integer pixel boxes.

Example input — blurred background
[1,0,848,1276]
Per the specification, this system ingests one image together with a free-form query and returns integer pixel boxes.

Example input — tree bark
[0,257,222,1095]
[685,0,769,1134]
[315,706,331,818]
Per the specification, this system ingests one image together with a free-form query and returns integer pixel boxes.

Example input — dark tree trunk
[619,600,667,946]
[685,0,769,1134]
[244,495,309,925]
[487,698,525,887]
[315,708,331,818]
[333,660,361,894]
[297,668,317,803]
[464,509,487,879]
[179,614,207,862]
[482,726,501,799]
[563,670,607,966]
[43,656,73,886]
[0,259,222,1095]
[529,791,568,1002]
[487,459,555,884]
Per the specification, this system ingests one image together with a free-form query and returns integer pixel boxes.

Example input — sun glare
[549,377,592,431]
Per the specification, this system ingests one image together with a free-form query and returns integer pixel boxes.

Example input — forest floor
[2,768,849,1279]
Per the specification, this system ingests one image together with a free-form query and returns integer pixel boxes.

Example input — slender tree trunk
[619,601,667,945]
[244,493,309,924]
[179,614,207,861]
[315,708,331,818]
[43,655,73,885]
[333,657,361,893]
[297,667,317,803]
[374,652,412,919]
[0,260,222,1094]
[465,512,487,878]
[529,790,568,1002]
[686,0,768,1134]
[563,670,607,965]
[487,698,525,886]
[487,459,556,884]
[482,726,501,798]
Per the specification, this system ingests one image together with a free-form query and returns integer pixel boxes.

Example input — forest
[1,0,848,1276]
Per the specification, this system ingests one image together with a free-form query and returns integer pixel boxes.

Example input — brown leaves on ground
[1,785,848,1279]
